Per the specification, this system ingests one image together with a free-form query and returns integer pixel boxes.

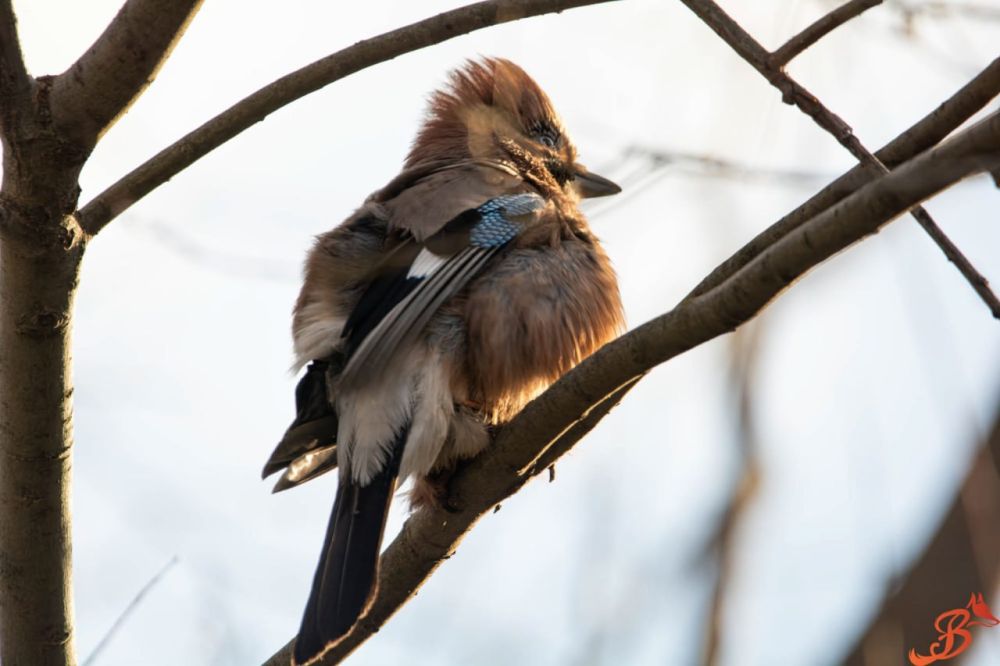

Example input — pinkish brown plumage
[264,57,624,666]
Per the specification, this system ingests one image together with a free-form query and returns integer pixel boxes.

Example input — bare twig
[687,56,1000,300]
[74,0,616,237]
[82,557,179,666]
[771,0,884,67]
[263,107,1000,666]
[679,0,1000,319]
[49,0,203,148]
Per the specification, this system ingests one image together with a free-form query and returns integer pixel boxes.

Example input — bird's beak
[572,164,622,198]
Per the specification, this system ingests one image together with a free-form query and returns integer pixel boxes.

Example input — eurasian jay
[263,57,624,665]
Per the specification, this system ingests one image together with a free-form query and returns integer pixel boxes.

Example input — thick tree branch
[0,7,196,666]
[0,224,84,666]
[771,0,884,67]
[48,0,203,148]
[74,0,615,237]
[678,0,1000,319]
[0,0,30,131]
[688,55,1000,300]
[264,107,1000,666]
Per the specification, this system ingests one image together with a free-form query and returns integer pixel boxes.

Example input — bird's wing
[338,192,546,386]
[379,160,524,241]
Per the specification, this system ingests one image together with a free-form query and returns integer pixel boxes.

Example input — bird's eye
[538,133,557,148]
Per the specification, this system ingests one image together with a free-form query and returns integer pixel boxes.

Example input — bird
[263,57,625,666]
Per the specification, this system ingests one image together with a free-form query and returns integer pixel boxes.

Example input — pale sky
[7,1,1000,664]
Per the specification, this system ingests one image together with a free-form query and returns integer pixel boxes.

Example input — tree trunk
[0,75,89,665]
[0,235,81,665]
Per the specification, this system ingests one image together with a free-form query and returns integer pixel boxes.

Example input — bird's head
[406,57,620,199]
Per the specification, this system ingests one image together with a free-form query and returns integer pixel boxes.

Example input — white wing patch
[407,248,449,278]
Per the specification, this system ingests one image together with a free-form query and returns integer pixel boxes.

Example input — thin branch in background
[82,557,179,666]
[262,104,1000,666]
[74,0,616,237]
[889,0,1000,23]
[701,323,763,666]
[678,0,1000,320]
[771,0,884,67]
[627,146,832,186]
[585,147,831,223]
[135,217,295,283]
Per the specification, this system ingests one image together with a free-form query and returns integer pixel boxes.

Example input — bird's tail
[292,438,401,666]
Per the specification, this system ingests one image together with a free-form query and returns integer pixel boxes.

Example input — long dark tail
[292,439,401,666]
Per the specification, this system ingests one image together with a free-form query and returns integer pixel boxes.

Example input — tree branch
[0,0,31,133]
[687,55,1000,300]
[263,106,1000,666]
[771,0,884,67]
[0,214,85,666]
[678,0,1000,319]
[48,0,203,148]
[74,0,615,237]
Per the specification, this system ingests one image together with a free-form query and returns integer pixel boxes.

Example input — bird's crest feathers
[406,57,569,169]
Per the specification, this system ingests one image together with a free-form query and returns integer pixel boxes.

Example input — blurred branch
[74,0,615,237]
[889,0,1000,22]
[264,105,1000,666]
[702,324,764,666]
[82,557,178,666]
[678,0,1000,320]
[626,146,831,186]
[843,396,1000,665]
[771,0,884,67]
[584,147,830,223]
[48,0,203,149]
[136,217,295,283]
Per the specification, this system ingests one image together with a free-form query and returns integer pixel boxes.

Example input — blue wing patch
[341,193,545,365]
[470,193,545,248]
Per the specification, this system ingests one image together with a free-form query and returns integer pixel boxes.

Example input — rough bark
[1,5,86,662]
[0,1,202,663]
[48,0,204,146]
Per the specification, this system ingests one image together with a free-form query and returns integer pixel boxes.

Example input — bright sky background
[7,1,1000,664]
